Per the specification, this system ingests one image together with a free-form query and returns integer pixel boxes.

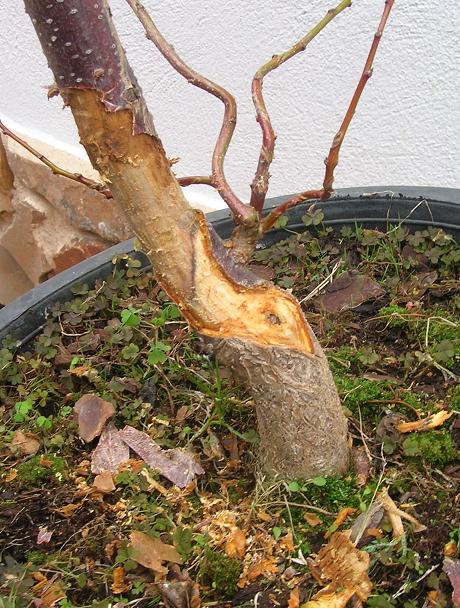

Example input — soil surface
[1,221,459,607]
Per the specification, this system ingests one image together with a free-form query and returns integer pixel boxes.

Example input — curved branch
[250,0,352,212]
[125,0,256,225]
[0,119,112,199]
[261,0,395,234]
[322,0,395,197]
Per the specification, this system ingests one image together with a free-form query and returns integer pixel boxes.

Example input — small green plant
[200,549,242,598]
[402,430,458,467]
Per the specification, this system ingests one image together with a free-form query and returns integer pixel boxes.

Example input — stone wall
[0,133,210,306]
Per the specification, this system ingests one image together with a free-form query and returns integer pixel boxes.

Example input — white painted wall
[1,1,459,209]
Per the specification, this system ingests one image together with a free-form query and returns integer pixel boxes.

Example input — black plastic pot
[1,185,459,348]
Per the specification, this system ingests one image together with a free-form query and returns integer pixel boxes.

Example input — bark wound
[24,0,349,478]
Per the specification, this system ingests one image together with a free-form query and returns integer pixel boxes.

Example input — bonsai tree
[4,0,393,479]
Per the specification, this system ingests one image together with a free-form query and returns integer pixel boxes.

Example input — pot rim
[1,185,459,347]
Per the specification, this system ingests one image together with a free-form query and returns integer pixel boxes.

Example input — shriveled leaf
[304,513,322,527]
[238,556,278,588]
[352,446,371,487]
[130,531,181,575]
[288,586,300,608]
[325,508,357,539]
[379,488,426,538]
[302,531,372,607]
[10,430,40,455]
[119,426,204,488]
[93,470,116,493]
[318,272,385,314]
[350,502,385,546]
[91,423,130,474]
[443,557,460,607]
[397,410,453,433]
[399,270,438,297]
[37,526,53,545]
[54,502,82,518]
[111,566,131,594]
[74,393,115,442]
[225,527,246,559]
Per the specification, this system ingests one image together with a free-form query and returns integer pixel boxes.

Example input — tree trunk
[24,0,348,479]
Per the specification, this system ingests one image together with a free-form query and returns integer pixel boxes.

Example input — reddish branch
[0,119,113,199]
[250,0,352,213]
[322,0,395,196]
[125,0,256,225]
[262,0,395,234]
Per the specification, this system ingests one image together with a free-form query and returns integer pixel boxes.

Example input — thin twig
[261,0,395,233]
[322,0,395,197]
[250,0,352,212]
[0,119,113,199]
[125,0,256,225]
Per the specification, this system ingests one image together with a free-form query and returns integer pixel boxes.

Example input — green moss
[26,550,48,565]
[17,454,66,485]
[201,548,242,597]
[333,375,392,416]
[302,475,360,511]
[378,305,413,328]
[402,430,459,467]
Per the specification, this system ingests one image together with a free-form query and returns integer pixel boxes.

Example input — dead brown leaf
[37,526,53,545]
[74,393,115,442]
[397,410,453,433]
[288,586,300,608]
[111,566,131,594]
[54,502,82,518]
[318,271,385,315]
[32,575,66,607]
[325,508,357,539]
[91,423,130,474]
[238,556,278,588]
[225,527,246,559]
[93,470,116,493]
[9,429,40,455]
[130,531,181,575]
[304,513,323,527]
[281,531,295,553]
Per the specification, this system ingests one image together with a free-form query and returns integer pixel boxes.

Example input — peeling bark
[24,0,349,478]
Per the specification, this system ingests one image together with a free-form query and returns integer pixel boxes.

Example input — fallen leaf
[238,556,278,588]
[443,557,460,607]
[397,410,453,433]
[119,426,204,488]
[157,577,201,608]
[352,446,371,487]
[325,508,357,539]
[111,566,131,594]
[91,423,130,474]
[69,365,92,377]
[225,527,246,559]
[4,469,18,482]
[9,430,40,455]
[32,576,66,607]
[74,393,115,442]
[93,470,116,493]
[350,502,385,546]
[54,502,82,518]
[257,510,273,523]
[445,541,458,557]
[288,586,300,608]
[302,531,372,607]
[37,526,53,545]
[130,531,181,575]
[304,513,322,527]
[399,270,438,297]
[281,530,295,553]
[318,272,385,315]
